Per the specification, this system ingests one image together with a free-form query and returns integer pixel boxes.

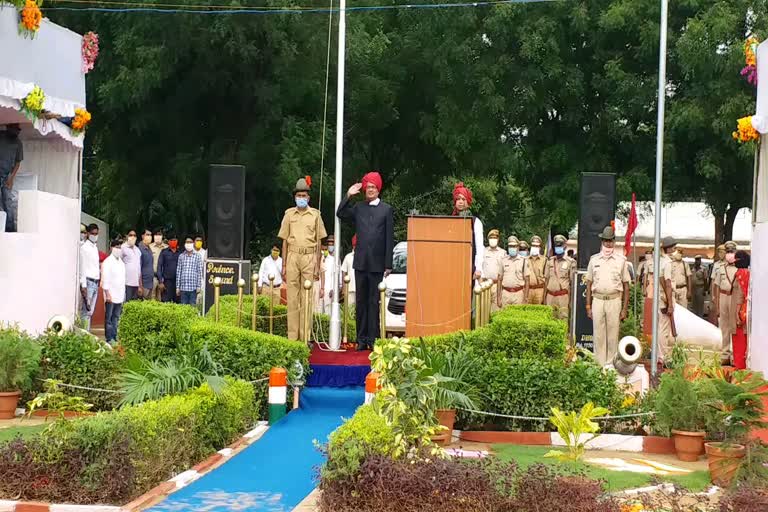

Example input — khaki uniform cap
[507,236,519,246]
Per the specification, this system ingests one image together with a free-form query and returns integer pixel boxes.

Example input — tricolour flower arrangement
[82,32,99,74]
[18,0,43,39]
[732,116,759,144]
[20,86,46,120]
[71,108,92,135]
[741,36,759,86]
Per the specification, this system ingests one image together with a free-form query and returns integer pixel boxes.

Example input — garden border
[0,421,270,512]
[458,431,675,454]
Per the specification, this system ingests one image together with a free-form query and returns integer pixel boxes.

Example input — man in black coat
[337,171,394,350]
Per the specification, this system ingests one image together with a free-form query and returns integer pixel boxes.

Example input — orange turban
[361,171,383,192]
[452,182,473,215]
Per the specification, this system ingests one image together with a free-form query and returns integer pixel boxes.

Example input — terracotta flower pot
[671,429,706,461]
[432,408,457,446]
[705,442,746,487]
[0,391,22,420]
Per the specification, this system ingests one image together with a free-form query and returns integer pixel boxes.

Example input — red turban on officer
[361,171,383,192]
[452,182,473,215]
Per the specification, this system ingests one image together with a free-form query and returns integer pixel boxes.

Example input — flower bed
[0,379,257,505]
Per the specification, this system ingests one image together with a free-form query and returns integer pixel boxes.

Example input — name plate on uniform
[571,270,594,352]
[203,259,252,314]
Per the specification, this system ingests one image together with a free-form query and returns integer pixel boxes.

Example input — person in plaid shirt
[176,236,203,305]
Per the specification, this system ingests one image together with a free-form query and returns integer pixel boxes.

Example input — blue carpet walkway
[147,386,363,511]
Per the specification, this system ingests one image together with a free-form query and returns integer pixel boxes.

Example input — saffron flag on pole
[625,193,638,256]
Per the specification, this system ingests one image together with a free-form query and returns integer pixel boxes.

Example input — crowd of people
[78,224,208,343]
[77,174,752,368]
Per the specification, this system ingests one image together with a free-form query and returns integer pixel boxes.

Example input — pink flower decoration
[81,31,99,74]
[741,64,758,86]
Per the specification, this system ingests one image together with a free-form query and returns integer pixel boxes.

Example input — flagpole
[650,0,669,377]
[328,0,346,351]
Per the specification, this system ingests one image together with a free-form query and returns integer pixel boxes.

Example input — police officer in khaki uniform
[543,234,575,320]
[498,236,530,307]
[585,226,631,365]
[670,249,692,309]
[483,229,506,312]
[691,255,707,317]
[278,177,328,341]
[658,237,677,360]
[713,241,738,359]
[708,244,726,325]
[527,235,547,305]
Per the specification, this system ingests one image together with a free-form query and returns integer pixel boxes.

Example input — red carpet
[309,345,372,366]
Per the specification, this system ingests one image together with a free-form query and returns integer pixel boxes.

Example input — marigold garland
[741,36,760,86]
[20,86,46,120]
[732,116,759,144]
[71,108,92,135]
[81,32,100,74]
[18,0,43,39]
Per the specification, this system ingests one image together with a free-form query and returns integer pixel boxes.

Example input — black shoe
[357,344,367,351]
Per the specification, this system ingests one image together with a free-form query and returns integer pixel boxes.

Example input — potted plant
[414,338,481,446]
[654,369,715,461]
[0,327,42,419]
[704,371,768,487]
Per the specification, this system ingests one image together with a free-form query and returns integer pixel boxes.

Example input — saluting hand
[347,183,363,197]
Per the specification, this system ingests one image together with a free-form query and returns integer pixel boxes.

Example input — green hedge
[461,354,625,431]
[420,305,566,360]
[322,404,395,482]
[37,331,124,410]
[118,301,199,359]
[0,380,257,504]
[209,294,356,342]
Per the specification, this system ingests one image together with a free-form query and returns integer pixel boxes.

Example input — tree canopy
[48,0,765,257]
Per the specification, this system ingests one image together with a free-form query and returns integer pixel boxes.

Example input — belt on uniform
[288,246,316,255]
[529,284,544,289]
[549,290,569,297]
[676,284,688,289]
[504,286,524,293]
[86,278,100,283]
[593,292,620,301]
[719,289,732,296]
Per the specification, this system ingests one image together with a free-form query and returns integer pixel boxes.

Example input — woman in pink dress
[731,250,750,369]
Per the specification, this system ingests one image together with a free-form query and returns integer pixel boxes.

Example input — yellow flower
[734,116,759,143]
[621,394,636,408]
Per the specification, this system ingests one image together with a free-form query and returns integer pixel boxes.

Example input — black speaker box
[208,165,245,259]
[577,173,616,269]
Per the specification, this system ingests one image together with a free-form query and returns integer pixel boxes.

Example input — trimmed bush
[421,305,567,360]
[37,331,124,410]
[0,379,257,505]
[462,354,625,431]
[210,294,356,342]
[322,404,396,482]
[118,301,198,359]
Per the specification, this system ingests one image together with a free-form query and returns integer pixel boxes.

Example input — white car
[383,242,408,336]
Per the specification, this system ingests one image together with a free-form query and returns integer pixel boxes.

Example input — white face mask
[531,247,540,257]
[88,234,98,243]
[111,248,121,258]
[489,238,499,248]
[127,236,136,247]
[185,243,194,252]
[154,235,163,244]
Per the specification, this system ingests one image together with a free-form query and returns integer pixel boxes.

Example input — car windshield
[392,243,407,274]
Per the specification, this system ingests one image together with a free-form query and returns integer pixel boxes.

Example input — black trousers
[355,270,384,349]
[161,278,179,303]
[125,286,140,301]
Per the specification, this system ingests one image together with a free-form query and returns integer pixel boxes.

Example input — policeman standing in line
[483,229,506,312]
[498,236,530,307]
[670,249,692,309]
[657,237,677,361]
[278,177,327,341]
[585,226,631,365]
[543,234,576,321]
[691,255,707,317]
[708,244,726,325]
[527,235,547,305]
[713,241,738,363]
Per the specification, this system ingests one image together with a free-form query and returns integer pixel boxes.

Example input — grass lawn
[493,444,711,492]
[0,423,48,444]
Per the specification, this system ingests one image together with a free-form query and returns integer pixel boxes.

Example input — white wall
[0,190,79,334]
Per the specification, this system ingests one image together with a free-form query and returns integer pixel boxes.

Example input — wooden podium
[405,215,473,337]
